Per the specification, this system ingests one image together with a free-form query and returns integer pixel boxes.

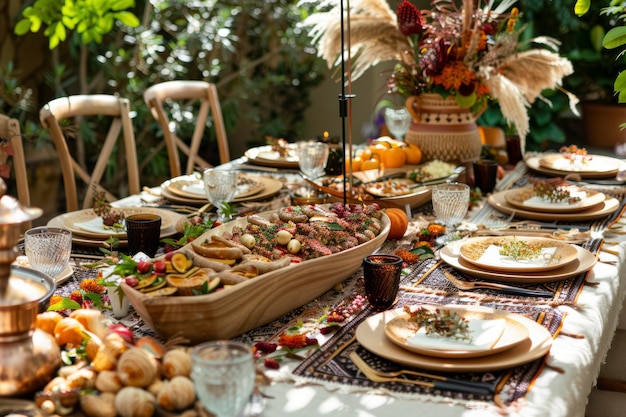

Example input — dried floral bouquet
[300,0,579,151]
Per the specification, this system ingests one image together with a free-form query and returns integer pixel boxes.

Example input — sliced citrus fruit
[166,269,209,296]
[134,274,157,290]
[204,277,221,293]
[139,276,167,293]
[171,252,189,273]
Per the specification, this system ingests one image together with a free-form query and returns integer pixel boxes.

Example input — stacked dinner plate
[46,207,183,248]
[488,183,620,222]
[244,144,299,168]
[525,153,625,179]
[160,174,283,205]
[440,236,596,283]
[355,304,553,372]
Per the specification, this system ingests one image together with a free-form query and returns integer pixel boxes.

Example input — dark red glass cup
[126,213,161,257]
[472,159,499,194]
[363,254,403,311]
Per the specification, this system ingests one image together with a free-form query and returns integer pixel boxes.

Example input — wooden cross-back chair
[143,80,231,178]
[39,95,141,212]
[0,114,30,206]
[0,114,32,230]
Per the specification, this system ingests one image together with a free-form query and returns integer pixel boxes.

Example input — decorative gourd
[161,349,192,379]
[115,387,156,417]
[385,208,409,240]
[116,348,159,388]
[403,143,422,165]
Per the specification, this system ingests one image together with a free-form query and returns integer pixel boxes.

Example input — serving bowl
[122,207,390,344]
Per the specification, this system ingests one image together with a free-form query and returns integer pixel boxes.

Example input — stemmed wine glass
[191,340,255,417]
[384,107,413,141]
[297,140,329,180]
[431,182,470,243]
[203,168,238,223]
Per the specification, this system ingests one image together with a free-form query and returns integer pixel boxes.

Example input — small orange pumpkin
[385,208,409,240]
[403,143,422,165]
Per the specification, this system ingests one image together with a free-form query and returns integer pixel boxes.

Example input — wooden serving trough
[121,209,390,344]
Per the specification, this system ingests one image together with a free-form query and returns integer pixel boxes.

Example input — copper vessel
[0,180,61,397]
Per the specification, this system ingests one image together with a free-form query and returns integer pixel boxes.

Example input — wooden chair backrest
[143,80,230,177]
[39,95,140,212]
[0,114,33,230]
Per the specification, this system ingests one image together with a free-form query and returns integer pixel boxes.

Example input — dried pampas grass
[300,0,413,80]
[481,46,578,152]
[499,49,574,104]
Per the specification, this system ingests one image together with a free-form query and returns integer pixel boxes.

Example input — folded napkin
[478,244,558,267]
[523,188,587,209]
[407,318,506,351]
[75,217,126,235]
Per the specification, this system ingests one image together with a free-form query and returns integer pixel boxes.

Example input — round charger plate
[458,236,578,273]
[488,190,619,222]
[160,175,284,205]
[384,306,529,359]
[47,211,180,247]
[504,187,606,214]
[539,153,622,174]
[165,174,265,200]
[61,207,179,239]
[14,255,74,285]
[440,243,596,283]
[244,144,299,168]
[356,306,552,372]
[525,155,625,179]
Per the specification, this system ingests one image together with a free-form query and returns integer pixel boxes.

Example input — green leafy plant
[14,0,140,48]
[574,0,626,103]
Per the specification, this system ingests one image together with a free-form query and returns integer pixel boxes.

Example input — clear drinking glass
[431,182,470,240]
[191,340,255,417]
[24,227,72,278]
[383,107,413,141]
[203,169,238,222]
[297,141,329,180]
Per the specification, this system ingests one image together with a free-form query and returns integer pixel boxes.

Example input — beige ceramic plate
[458,236,578,273]
[160,175,284,205]
[525,155,625,179]
[62,207,178,239]
[539,153,622,174]
[244,144,299,168]
[440,243,596,283]
[384,307,529,359]
[488,190,619,222]
[14,255,74,285]
[504,187,606,213]
[165,174,265,200]
[356,306,552,372]
[48,209,181,245]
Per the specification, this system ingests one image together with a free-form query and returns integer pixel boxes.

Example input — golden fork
[350,352,433,387]
[443,271,554,298]
[349,352,493,394]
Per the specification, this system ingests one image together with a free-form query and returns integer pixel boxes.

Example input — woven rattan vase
[405,94,482,163]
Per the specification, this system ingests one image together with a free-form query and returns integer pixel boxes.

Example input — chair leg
[597,377,626,393]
